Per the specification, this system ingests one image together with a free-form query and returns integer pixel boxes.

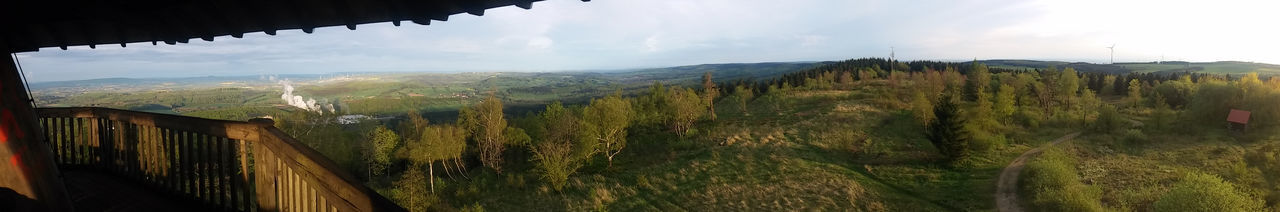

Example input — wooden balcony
[35,107,403,212]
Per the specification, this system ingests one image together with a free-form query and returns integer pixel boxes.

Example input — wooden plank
[36,107,261,140]
[141,126,150,183]
[89,118,98,167]
[164,128,170,189]
[70,118,77,165]
[253,142,278,212]
[200,132,207,202]
[59,118,67,165]
[180,130,190,196]
[221,137,231,210]
[170,129,179,195]
[238,139,249,211]
[228,139,238,211]
[79,118,86,165]
[288,167,296,212]
[256,129,381,211]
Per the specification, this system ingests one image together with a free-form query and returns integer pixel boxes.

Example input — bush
[1015,109,1042,128]
[1090,105,1124,134]
[1119,129,1147,147]
[530,139,581,191]
[968,127,1006,153]
[392,166,439,212]
[1021,147,1104,212]
[1152,172,1263,212]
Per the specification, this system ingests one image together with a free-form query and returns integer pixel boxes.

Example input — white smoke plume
[279,79,324,114]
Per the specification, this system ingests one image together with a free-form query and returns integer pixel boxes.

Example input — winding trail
[994,131,1081,212]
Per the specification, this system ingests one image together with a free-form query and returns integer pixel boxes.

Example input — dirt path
[995,131,1081,212]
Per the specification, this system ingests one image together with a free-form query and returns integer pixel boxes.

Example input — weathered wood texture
[36,107,403,212]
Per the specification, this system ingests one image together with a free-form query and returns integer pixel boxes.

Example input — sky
[14,0,1280,82]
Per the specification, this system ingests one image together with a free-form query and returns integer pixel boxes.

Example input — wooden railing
[36,107,403,212]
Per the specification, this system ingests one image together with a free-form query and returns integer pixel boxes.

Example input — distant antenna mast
[1106,44,1116,64]
[890,46,896,72]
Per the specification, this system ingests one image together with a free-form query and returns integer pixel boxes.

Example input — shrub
[1152,172,1263,212]
[1015,109,1042,128]
[967,127,1006,153]
[1090,105,1124,134]
[392,166,439,212]
[1119,129,1147,147]
[530,139,580,191]
[1021,147,1104,212]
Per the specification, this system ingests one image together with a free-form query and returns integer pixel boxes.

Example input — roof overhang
[2,0,586,53]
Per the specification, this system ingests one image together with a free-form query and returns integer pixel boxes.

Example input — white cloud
[644,35,661,52]
[526,36,554,50]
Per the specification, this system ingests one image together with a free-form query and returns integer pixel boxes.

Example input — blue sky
[14,0,1280,82]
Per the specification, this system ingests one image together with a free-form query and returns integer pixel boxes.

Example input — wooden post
[250,118,279,212]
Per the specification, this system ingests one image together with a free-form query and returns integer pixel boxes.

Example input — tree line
[367,73,723,211]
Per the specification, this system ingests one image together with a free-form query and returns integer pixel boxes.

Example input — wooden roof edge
[4,0,592,53]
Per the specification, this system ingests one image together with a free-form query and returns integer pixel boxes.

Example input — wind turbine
[1106,44,1116,64]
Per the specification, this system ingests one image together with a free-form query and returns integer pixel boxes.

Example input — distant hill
[975,60,1280,75]
[28,74,330,90]
[605,62,828,84]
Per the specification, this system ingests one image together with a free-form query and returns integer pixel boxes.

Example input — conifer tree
[928,93,970,162]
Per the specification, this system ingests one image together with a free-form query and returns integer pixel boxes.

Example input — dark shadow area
[0,187,40,212]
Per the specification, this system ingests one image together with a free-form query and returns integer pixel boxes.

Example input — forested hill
[606,62,828,84]
[976,59,1280,75]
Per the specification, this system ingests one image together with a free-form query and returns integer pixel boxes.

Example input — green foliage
[963,61,991,101]
[529,134,580,191]
[584,92,635,166]
[539,101,595,161]
[473,92,509,174]
[910,90,935,126]
[1128,79,1143,108]
[1015,109,1043,128]
[393,165,439,212]
[1119,129,1147,147]
[760,84,792,113]
[1090,105,1124,134]
[632,82,671,129]
[732,85,754,115]
[927,93,970,162]
[1246,143,1280,204]
[1021,147,1103,212]
[966,128,1006,153]
[1185,80,1238,127]
[504,127,531,147]
[666,87,706,136]
[365,125,401,180]
[1149,96,1176,132]
[1056,68,1080,110]
[1153,172,1263,212]
[401,122,468,192]
[993,84,1017,122]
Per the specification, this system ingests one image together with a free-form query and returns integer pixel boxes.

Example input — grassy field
[406,82,1071,211]
[1119,61,1280,74]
